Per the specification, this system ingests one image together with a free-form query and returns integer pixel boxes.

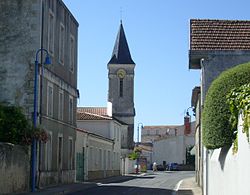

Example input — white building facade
[75,107,124,180]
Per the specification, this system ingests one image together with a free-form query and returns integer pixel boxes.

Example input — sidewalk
[18,173,145,195]
[18,174,201,195]
[18,182,96,195]
[177,177,202,195]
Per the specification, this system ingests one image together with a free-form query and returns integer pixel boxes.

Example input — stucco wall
[0,143,30,194]
[202,51,250,102]
[153,135,195,165]
[191,50,250,195]
[77,120,110,138]
[207,114,250,195]
[153,136,185,165]
[75,129,121,181]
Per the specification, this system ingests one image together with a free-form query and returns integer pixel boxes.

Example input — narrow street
[69,171,194,195]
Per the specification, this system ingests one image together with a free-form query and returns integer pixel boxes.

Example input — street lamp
[136,122,143,174]
[31,48,51,192]
[186,106,195,117]
[184,106,194,135]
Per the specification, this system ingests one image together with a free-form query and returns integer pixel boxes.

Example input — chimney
[184,116,191,135]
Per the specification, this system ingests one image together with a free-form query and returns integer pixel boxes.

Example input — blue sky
[63,0,250,139]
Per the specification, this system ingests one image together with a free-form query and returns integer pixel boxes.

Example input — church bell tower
[107,21,135,150]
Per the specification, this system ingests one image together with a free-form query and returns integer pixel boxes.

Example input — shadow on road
[177,189,193,195]
[72,185,175,195]
[92,175,155,184]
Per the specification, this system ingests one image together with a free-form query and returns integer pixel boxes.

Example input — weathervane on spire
[120,6,123,23]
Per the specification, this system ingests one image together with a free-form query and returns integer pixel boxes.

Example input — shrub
[128,146,142,160]
[202,62,250,149]
[0,104,48,145]
[0,104,31,144]
[227,83,250,153]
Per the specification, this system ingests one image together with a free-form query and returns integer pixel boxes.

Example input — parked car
[156,164,165,171]
[167,163,179,171]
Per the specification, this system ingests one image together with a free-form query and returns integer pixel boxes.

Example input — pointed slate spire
[108,21,135,64]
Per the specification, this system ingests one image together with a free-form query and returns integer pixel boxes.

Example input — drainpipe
[200,58,209,195]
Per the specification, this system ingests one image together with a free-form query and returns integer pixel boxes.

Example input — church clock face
[117,69,126,79]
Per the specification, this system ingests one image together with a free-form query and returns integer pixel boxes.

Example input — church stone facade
[107,21,136,150]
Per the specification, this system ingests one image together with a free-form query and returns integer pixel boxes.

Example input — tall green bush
[0,104,31,144]
[0,104,48,145]
[202,62,250,149]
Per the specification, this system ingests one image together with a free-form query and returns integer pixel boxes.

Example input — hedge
[202,62,250,149]
[0,104,48,145]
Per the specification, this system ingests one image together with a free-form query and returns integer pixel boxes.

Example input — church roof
[108,21,135,65]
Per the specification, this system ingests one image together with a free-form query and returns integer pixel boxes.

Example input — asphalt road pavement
[69,171,194,195]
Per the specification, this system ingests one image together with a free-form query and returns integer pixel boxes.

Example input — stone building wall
[0,143,30,194]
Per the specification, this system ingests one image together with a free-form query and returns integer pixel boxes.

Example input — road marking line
[174,180,183,192]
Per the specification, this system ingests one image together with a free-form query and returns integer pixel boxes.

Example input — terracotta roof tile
[77,107,112,121]
[77,112,112,120]
[77,107,107,116]
[190,19,250,51]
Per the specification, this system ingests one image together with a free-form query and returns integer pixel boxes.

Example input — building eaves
[76,128,114,143]
[60,0,79,27]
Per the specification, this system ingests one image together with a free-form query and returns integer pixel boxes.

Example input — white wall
[125,158,136,174]
[207,114,250,195]
[77,120,110,138]
[153,135,195,165]
[153,136,185,165]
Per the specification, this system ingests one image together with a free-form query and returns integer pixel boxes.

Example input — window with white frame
[45,131,52,171]
[69,95,73,124]
[47,82,53,117]
[69,34,75,72]
[68,137,73,169]
[58,90,64,120]
[48,10,55,55]
[59,23,65,65]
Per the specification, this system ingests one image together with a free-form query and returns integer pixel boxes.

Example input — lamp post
[136,122,143,174]
[186,106,195,118]
[31,48,51,192]
[184,106,194,135]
